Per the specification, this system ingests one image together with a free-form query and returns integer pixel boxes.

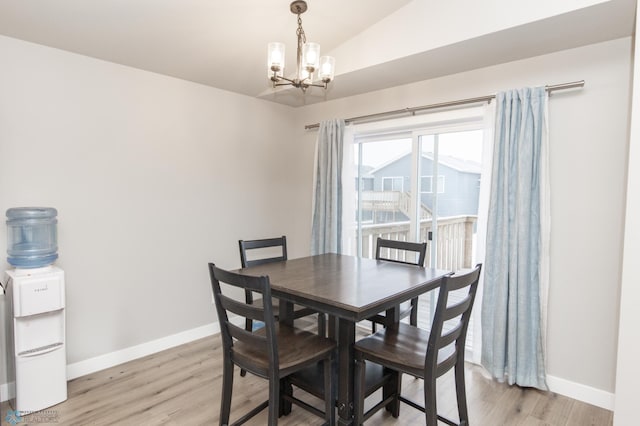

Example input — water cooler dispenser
[4,207,67,414]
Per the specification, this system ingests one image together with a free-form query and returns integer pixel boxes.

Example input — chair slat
[435,350,458,376]
[227,322,268,349]
[438,322,463,349]
[442,295,473,321]
[239,236,287,268]
[375,237,427,266]
[220,294,268,322]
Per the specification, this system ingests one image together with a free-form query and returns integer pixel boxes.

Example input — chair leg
[454,360,469,425]
[353,356,366,426]
[280,378,292,416]
[371,321,377,333]
[268,373,280,425]
[220,358,234,426]
[323,357,335,425]
[409,297,418,326]
[423,373,438,426]
[383,367,402,417]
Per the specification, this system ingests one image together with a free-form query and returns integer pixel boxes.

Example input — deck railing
[360,190,431,219]
[354,215,477,270]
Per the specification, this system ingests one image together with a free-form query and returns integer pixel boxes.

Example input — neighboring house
[358,152,481,223]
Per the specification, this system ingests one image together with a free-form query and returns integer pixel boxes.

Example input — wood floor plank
[0,334,613,425]
[566,400,613,426]
[530,391,575,425]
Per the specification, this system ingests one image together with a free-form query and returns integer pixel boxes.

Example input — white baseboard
[547,374,615,411]
[0,319,239,403]
[65,322,222,381]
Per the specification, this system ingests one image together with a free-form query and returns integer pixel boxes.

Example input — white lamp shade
[318,56,335,82]
[267,42,285,78]
[301,42,320,71]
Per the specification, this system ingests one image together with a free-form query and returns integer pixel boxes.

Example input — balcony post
[464,217,474,268]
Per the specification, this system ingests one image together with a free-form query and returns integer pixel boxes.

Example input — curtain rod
[304,80,585,130]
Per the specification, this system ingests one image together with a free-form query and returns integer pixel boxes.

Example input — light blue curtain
[311,119,345,255]
[481,87,548,390]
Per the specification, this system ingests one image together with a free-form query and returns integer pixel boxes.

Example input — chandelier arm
[307,82,328,89]
[274,75,296,84]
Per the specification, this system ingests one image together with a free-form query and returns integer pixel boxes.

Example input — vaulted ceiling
[0,0,635,107]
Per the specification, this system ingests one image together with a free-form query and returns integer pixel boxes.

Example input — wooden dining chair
[239,236,326,352]
[353,264,482,425]
[368,237,428,332]
[208,263,336,426]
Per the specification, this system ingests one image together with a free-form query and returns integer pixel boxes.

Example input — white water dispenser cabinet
[5,207,67,414]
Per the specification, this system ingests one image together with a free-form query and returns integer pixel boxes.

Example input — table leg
[279,300,294,416]
[337,318,355,426]
[279,300,294,326]
[384,306,401,416]
[328,314,337,340]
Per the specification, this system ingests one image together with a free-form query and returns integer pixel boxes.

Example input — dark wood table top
[237,253,450,321]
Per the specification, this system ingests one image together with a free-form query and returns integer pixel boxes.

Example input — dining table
[236,252,450,426]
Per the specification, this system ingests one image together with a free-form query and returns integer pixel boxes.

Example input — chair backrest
[208,263,278,368]
[375,237,427,266]
[239,236,288,268]
[426,264,482,378]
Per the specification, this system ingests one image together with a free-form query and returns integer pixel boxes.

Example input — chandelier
[267,1,335,92]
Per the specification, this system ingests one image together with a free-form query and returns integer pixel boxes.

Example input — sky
[357,130,484,168]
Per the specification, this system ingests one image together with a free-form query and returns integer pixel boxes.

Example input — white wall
[0,36,309,375]
[613,5,640,424]
[297,37,632,407]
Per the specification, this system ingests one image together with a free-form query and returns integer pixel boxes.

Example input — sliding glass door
[349,110,488,354]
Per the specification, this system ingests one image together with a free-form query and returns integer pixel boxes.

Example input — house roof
[366,152,481,176]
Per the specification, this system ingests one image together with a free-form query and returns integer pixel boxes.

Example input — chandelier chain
[296,15,306,43]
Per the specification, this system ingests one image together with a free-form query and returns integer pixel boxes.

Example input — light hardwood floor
[1,327,613,426]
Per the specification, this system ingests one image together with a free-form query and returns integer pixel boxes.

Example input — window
[355,176,374,191]
[420,175,445,194]
[382,176,403,191]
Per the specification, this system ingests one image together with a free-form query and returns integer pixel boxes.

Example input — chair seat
[355,322,454,378]
[233,324,336,376]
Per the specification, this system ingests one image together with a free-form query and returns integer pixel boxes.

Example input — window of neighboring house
[382,176,403,192]
[355,176,374,191]
[420,175,445,194]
